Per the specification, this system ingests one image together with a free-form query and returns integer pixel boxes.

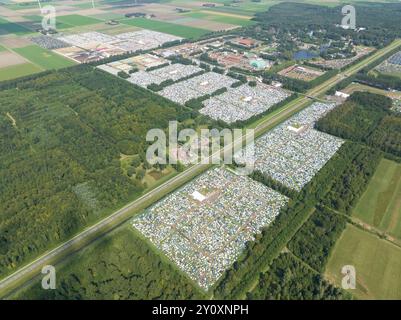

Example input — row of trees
[253,2,401,48]
[288,206,347,272]
[247,253,349,300]
[316,92,401,158]
[17,229,205,300]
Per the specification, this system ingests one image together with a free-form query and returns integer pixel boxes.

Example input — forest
[0,65,204,278]
[322,146,382,214]
[316,92,401,157]
[288,206,347,272]
[253,2,401,48]
[247,253,349,300]
[16,228,205,300]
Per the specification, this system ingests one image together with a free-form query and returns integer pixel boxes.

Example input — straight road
[1,39,400,298]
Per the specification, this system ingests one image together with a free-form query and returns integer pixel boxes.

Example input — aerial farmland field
[353,158,401,240]
[0,63,42,81]
[120,17,210,39]
[326,224,401,300]
[182,11,256,27]
[13,45,76,69]
[0,17,31,35]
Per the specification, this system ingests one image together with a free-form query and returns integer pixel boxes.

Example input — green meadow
[14,45,76,70]
[326,224,401,299]
[56,14,102,27]
[353,158,401,240]
[0,63,43,81]
[184,12,256,27]
[0,17,31,35]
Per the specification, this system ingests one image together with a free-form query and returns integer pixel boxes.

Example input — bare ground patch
[0,36,32,48]
[0,51,27,67]
[178,19,237,31]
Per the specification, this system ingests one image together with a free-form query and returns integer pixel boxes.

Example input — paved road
[1,39,400,298]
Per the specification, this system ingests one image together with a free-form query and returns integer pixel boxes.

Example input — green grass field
[56,14,102,27]
[0,63,43,81]
[5,1,42,10]
[326,224,401,299]
[353,158,401,240]
[23,15,72,30]
[0,17,32,35]
[183,12,256,27]
[13,45,76,70]
[121,18,210,39]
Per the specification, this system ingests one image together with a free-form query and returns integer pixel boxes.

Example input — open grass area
[0,17,31,35]
[23,15,72,29]
[56,14,103,27]
[121,18,210,39]
[5,1,42,10]
[13,45,76,70]
[325,224,401,299]
[183,11,256,27]
[342,82,401,100]
[90,13,127,21]
[353,158,401,240]
[0,63,43,81]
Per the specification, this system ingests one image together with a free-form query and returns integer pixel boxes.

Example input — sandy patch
[57,8,106,16]
[0,51,27,68]
[0,36,33,48]
[199,10,253,19]
[0,7,22,18]
[179,19,238,31]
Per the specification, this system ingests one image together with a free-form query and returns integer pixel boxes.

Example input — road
[0,39,400,298]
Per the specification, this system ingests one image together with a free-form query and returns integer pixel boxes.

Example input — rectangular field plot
[160,72,237,104]
[56,14,102,27]
[0,62,42,81]
[121,17,210,39]
[326,224,401,300]
[199,83,290,123]
[237,102,344,191]
[353,158,401,240]
[278,64,324,82]
[132,167,288,291]
[14,45,76,69]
